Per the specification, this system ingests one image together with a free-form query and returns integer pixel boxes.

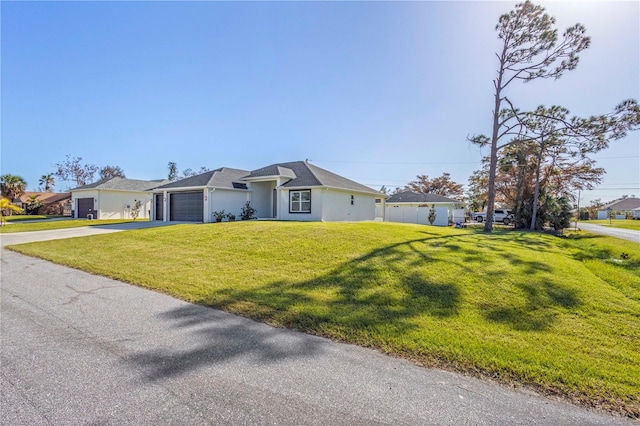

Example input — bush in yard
[546,196,572,231]
[130,200,142,221]
[26,194,43,215]
[240,202,257,220]
[427,204,437,225]
[515,190,572,232]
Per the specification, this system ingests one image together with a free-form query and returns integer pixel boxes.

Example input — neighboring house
[151,160,382,223]
[15,192,72,216]
[70,177,170,219]
[597,198,640,219]
[633,207,640,220]
[378,191,465,226]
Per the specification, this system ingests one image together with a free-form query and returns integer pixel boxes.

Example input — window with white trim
[289,190,311,213]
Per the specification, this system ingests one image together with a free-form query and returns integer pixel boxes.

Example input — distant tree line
[380,173,465,199]
[167,162,210,181]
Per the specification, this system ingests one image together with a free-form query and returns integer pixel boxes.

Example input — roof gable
[242,163,312,183]
[243,161,379,195]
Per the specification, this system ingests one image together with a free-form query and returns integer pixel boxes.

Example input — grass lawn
[0,218,149,233]
[7,221,640,417]
[583,219,640,231]
[3,215,51,222]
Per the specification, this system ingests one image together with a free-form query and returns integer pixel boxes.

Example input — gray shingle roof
[243,161,380,195]
[153,168,250,190]
[386,191,461,204]
[604,198,640,211]
[92,162,378,195]
[73,177,170,192]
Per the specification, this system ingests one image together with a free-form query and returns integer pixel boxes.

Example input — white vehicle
[474,209,514,225]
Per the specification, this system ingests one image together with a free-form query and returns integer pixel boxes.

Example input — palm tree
[39,174,55,192]
[0,174,27,201]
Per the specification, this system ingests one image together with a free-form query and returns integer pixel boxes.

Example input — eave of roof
[72,177,170,192]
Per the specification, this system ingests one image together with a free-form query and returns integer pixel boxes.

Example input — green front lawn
[584,219,640,231]
[0,218,149,233]
[7,222,640,417]
[3,215,51,222]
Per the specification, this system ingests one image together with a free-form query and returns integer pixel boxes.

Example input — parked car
[474,209,514,225]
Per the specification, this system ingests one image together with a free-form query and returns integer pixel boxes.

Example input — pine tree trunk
[514,156,527,229]
[529,140,545,231]
[485,86,504,232]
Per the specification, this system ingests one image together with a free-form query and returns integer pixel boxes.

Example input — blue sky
[2,1,638,205]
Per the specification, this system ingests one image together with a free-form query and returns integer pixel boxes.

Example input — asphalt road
[573,222,640,243]
[1,246,633,425]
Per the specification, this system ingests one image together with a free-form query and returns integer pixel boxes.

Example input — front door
[272,189,277,218]
[155,194,164,221]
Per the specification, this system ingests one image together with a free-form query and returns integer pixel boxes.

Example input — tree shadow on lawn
[499,252,553,274]
[208,233,575,337]
[127,232,583,380]
[208,237,461,336]
[482,279,581,331]
[126,304,325,382]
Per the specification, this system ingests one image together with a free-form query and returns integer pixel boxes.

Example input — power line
[313,159,481,166]
[584,188,639,191]
[311,155,639,167]
[594,182,640,185]
[593,155,640,160]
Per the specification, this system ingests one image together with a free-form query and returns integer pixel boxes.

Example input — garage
[169,191,203,222]
[77,198,95,219]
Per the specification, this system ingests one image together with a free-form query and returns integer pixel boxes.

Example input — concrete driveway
[0,221,184,247]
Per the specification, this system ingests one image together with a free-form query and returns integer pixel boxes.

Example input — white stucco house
[377,190,465,226]
[597,198,640,220]
[150,161,382,223]
[70,177,169,219]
